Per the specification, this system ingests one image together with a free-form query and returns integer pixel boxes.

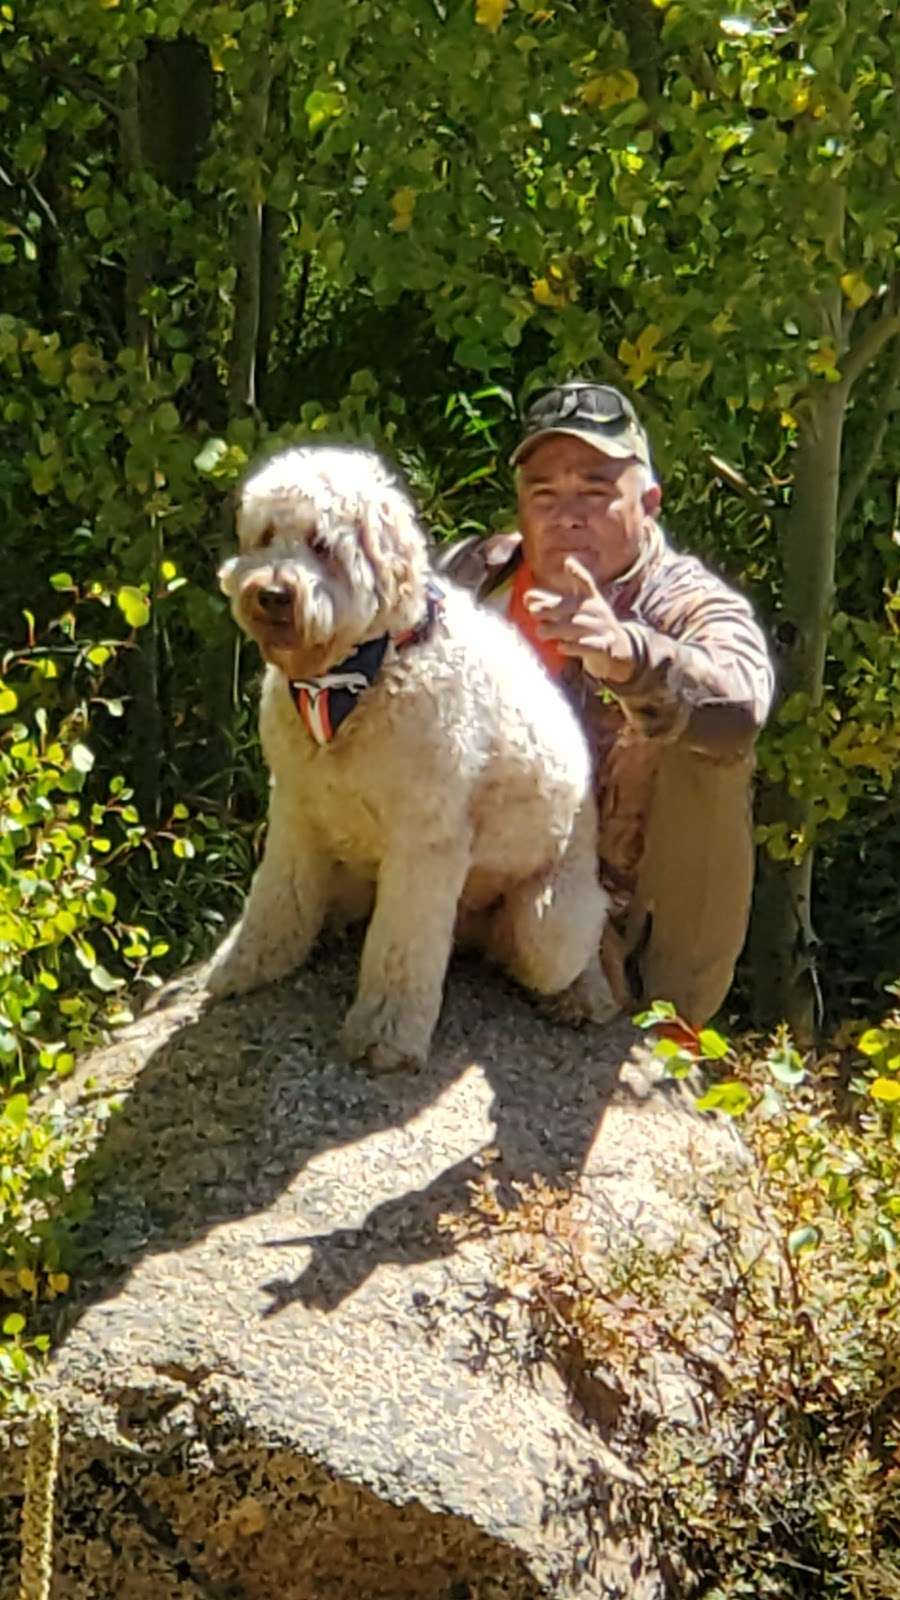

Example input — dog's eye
[309,532,329,558]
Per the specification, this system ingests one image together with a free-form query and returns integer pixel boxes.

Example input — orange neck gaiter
[507,559,566,679]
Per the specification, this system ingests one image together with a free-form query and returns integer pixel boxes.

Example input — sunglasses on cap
[510,382,651,467]
[524,384,638,429]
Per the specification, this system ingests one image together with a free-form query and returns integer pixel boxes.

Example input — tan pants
[621,745,756,1027]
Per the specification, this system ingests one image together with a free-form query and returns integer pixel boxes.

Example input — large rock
[1,939,741,1599]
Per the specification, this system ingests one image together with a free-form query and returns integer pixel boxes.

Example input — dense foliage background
[1,0,898,1462]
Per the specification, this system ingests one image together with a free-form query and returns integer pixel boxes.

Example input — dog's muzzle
[255,582,293,618]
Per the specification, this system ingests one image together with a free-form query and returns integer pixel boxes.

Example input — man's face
[517,434,658,591]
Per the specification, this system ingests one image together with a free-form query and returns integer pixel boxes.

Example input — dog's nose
[257,583,293,615]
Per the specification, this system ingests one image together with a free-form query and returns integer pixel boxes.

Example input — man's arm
[611,588,775,757]
[529,553,774,760]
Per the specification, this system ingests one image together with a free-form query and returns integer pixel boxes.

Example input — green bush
[0,582,247,1411]
[444,1000,900,1598]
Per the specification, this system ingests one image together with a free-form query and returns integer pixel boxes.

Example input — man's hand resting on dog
[524,555,637,686]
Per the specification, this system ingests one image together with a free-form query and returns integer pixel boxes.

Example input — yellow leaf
[17,1267,37,1294]
[807,343,840,379]
[532,276,568,309]
[840,272,873,309]
[618,324,664,384]
[389,187,417,232]
[870,1077,900,1103]
[581,69,640,110]
[780,410,797,428]
[840,743,893,778]
[475,0,511,32]
[47,1272,70,1295]
[858,1028,891,1057]
[100,0,119,7]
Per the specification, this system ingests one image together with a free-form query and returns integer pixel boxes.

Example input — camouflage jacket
[437,523,775,914]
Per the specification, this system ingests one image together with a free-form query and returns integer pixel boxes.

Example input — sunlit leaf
[116,586,150,629]
[475,0,511,33]
[694,1081,753,1117]
[70,742,95,774]
[869,1077,900,1103]
[787,1225,821,1255]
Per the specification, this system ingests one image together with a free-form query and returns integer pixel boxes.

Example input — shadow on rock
[55,932,651,1336]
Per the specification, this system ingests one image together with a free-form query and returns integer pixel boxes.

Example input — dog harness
[288,580,444,745]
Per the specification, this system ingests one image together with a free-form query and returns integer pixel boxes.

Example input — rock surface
[1,938,742,1599]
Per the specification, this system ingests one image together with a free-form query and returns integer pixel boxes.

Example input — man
[439,381,775,1025]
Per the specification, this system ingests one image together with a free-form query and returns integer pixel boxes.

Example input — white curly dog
[207,445,616,1070]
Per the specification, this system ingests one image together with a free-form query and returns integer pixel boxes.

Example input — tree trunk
[117,64,162,818]
[139,36,214,195]
[226,47,275,417]
[118,64,151,363]
[119,41,223,818]
[750,379,847,1040]
[254,202,283,419]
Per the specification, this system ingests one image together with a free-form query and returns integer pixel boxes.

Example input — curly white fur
[208,445,615,1070]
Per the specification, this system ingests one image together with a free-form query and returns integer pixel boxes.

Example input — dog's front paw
[545,960,621,1029]
[340,995,431,1073]
[205,930,270,1001]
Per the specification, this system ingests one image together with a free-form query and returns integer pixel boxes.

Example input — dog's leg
[341,835,471,1072]
[207,788,331,999]
[487,800,619,1025]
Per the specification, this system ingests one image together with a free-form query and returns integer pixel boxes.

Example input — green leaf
[49,571,75,591]
[653,1036,690,1061]
[70,742,95,774]
[85,206,109,239]
[694,1081,753,1117]
[89,963,124,993]
[172,836,195,860]
[304,88,345,134]
[155,401,180,433]
[116,586,151,629]
[697,1028,730,1061]
[193,438,229,474]
[767,1044,806,1087]
[632,1000,678,1029]
[787,1225,821,1255]
[2,1095,29,1129]
[2,1314,25,1337]
[0,684,17,714]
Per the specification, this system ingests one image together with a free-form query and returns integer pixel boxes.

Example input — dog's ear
[358,483,427,615]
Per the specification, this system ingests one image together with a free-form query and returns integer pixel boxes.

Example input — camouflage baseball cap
[510,381,652,469]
